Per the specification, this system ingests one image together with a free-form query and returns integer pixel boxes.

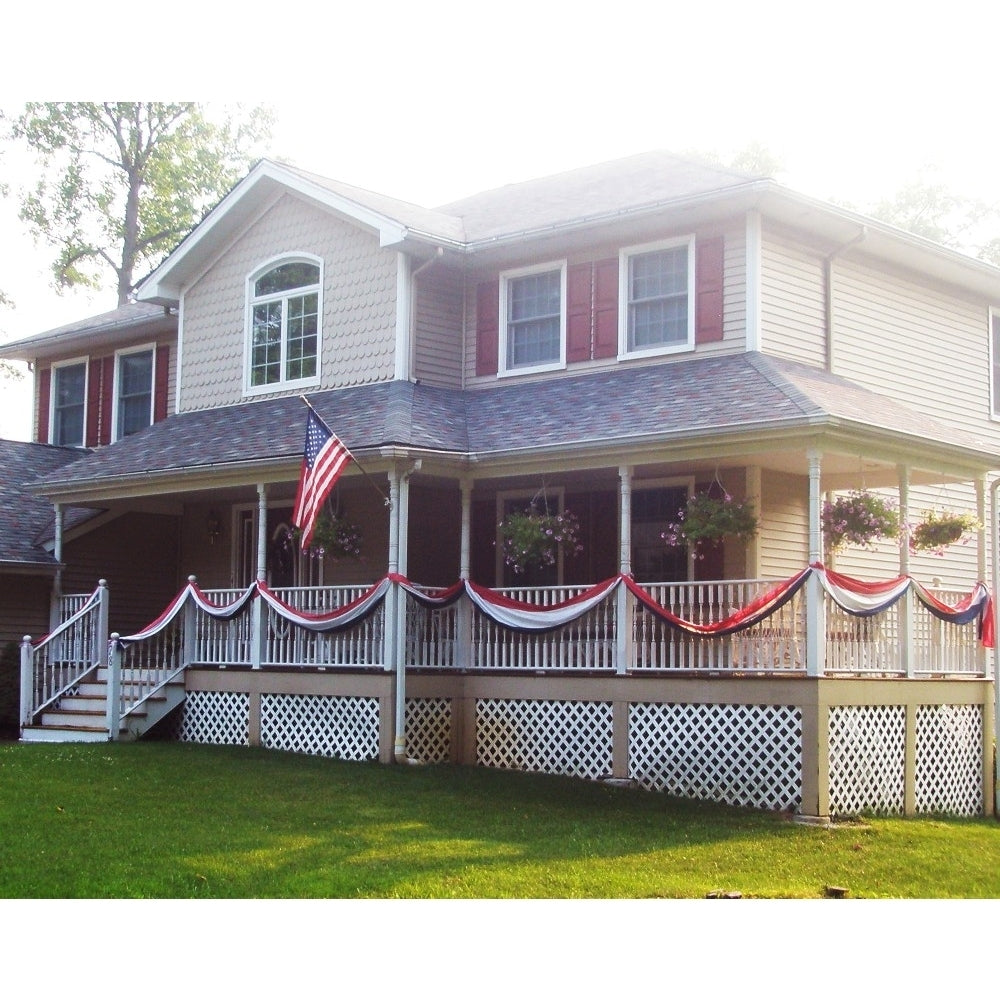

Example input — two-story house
[4,151,999,821]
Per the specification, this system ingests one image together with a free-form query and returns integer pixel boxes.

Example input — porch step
[22,671,186,744]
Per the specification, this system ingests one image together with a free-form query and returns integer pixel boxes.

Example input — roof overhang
[135,160,412,306]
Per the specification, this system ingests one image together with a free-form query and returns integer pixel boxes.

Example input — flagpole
[299,395,392,507]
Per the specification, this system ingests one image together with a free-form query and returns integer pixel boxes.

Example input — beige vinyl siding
[758,470,810,579]
[830,254,993,441]
[759,225,826,366]
[413,264,464,388]
[464,221,747,388]
[180,193,397,412]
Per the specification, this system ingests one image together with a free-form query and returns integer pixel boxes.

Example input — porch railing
[20,581,109,725]
[51,575,990,680]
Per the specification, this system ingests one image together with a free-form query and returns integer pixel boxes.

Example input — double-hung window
[500,262,566,375]
[247,257,322,392]
[620,237,695,357]
[51,360,87,447]
[115,347,154,440]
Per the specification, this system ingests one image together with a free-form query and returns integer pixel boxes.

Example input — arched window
[247,257,321,391]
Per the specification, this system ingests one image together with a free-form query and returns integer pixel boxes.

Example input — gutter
[824,227,867,372]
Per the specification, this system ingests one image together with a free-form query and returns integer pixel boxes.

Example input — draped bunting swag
[110,565,995,650]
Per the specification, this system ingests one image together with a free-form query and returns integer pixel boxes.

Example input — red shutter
[475,280,499,377]
[593,258,619,359]
[100,356,114,445]
[566,263,593,363]
[36,368,51,444]
[695,236,725,344]
[86,358,103,447]
[154,345,170,423]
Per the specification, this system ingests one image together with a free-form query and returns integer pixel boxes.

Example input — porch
[20,569,995,821]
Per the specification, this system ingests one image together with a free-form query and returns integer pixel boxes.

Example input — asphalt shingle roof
[30,354,996,492]
[0,440,93,567]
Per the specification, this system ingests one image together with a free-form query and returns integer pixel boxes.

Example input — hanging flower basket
[661,491,758,549]
[498,506,583,575]
[909,510,980,555]
[285,510,364,561]
[822,489,898,552]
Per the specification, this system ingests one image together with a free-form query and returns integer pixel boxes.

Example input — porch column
[977,474,989,680]
[746,465,762,578]
[616,465,633,676]
[250,483,268,670]
[806,450,825,678]
[384,464,400,674]
[898,465,913,678]
[457,478,474,670]
[393,462,420,763]
[49,503,64,632]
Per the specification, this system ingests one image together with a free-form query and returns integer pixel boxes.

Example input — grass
[1,740,999,899]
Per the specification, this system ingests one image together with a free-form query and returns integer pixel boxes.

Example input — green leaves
[8,102,273,304]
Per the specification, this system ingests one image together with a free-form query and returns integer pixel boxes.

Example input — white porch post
[106,634,122,740]
[250,483,268,670]
[746,466,762,579]
[616,465,633,676]
[898,465,913,678]
[384,464,400,673]
[976,474,988,678]
[458,478,474,669]
[806,450,825,677]
[49,503,64,632]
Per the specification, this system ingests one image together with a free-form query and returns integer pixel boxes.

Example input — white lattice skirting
[261,694,379,760]
[477,698,614,780]
[915,704,982,816]
[828,704,983,817]
[406,698,452,764]
[178,690,250,746]
[628,703,803,812]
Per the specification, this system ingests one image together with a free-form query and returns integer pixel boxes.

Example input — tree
[859,167,1000,267]
[9,103,273,305]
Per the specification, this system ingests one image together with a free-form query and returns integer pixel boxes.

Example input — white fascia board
[136,160,410,303]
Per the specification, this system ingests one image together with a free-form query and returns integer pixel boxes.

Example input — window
[631,483,692,583]
[247,257,321,392]
[52,361,86,446]
[115,347,154,440]
[500,262,566,375]
[620,237,695,357]
[992,310,1000,417]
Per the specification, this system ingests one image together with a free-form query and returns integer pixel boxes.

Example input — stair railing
[20,580,109,728]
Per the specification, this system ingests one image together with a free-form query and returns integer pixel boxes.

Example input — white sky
[2,0,1000,441]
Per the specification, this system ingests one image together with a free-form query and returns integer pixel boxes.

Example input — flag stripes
[292,408,353,549]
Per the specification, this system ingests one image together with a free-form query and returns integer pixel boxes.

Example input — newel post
[183,576,198,667]
[94,579,110,668]
[19,636,33,728]
[106,635,122,740]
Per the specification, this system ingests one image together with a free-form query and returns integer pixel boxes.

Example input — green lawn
[1,740,998,899]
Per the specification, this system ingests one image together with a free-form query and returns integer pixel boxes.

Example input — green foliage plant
[498,506,583,575]
[822,489,899,553]
[662,490,758,550]
[909,510,981,556]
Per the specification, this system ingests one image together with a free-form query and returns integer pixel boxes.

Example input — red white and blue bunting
[111,565,995,649]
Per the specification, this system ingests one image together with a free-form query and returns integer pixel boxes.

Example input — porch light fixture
[206,511,222,545]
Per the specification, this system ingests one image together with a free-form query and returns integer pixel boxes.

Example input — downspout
[394,459,423,765]
[824,227,867,373]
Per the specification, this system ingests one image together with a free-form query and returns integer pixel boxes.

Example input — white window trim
[498,260,567,378]
[990,307,1000,421]
[496,487,567,584]
[111,342,156,443]
[243,252,324,397]
[618,235,696,360]
[49,356,89,447]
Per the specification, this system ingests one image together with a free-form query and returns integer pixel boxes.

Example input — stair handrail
[20,580,109,727]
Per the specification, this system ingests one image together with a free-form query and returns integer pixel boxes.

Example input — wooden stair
[20,666,186,743]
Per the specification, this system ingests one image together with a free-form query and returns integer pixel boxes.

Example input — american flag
[292,408,353,549]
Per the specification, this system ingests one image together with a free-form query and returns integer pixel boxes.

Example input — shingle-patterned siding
[413,264,464,388]
[760,224,826,366]
[180,194,397,412]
